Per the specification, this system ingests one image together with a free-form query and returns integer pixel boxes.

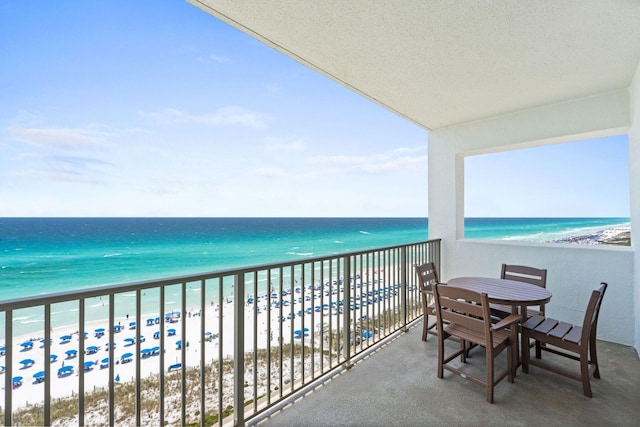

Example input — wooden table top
[447,277,552,306]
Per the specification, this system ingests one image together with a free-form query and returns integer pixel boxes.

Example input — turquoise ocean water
[0,217,629,338]
[0,217,630,302]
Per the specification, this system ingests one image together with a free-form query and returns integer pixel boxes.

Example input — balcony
[2,237,639,426]
[3,236,638,426]
[255,323,640,426]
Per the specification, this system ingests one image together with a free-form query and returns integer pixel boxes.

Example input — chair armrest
[491,313,521,331]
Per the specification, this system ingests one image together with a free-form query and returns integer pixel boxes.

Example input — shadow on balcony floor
[253,321,640,427]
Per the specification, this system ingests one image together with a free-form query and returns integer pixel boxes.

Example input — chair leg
[486,352,494,404]
[437,333,445,379]
[580,347,593,398]
[535,340,542,359]
[422,312,428,341]
[590,333,600,379]
[522,333,530,374]
[507,342,514,383]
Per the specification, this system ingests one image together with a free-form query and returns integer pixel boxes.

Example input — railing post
[44,304,51,426]
[234,273,245,427]
[4,309,12,427]
[401,246,408,332]
[342,256,353,368]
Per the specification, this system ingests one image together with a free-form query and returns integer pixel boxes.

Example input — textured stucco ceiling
[187,0,640,130]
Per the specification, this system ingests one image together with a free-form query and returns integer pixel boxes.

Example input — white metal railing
[0,239,440,426]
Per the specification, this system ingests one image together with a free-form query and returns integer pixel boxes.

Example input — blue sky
[0,1,630,218]
[465,135,630,217]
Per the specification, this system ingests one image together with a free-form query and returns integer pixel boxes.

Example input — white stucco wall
[428,90,636,347]
[444,240,633,345]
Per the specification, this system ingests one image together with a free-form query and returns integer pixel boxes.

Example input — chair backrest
[415,262,439,292]
[581,282,608,344]
[501,264,547,288]
[433,284,492,341]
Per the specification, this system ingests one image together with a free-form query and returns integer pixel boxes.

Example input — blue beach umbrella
[151,346,160,355]
[58,365,74,376]
[86,345,100,354]
[50,354,58,363]
[114,325,123,333]
[140,348,152,357]
[1,365,5,373]
[124,337,135,345]
[33,371,45,383]
[60,335,72,343]
[65,349,78,358]
[20,358,35,367]
[12,376,23,387]
[146,318,154,326]
[84,361,95,370]
[167,328,176,336]
[129,321,136,329]
[120,352,133,362]
[20,341,34,350]
[153,331,160,339]
[100,357,109,368]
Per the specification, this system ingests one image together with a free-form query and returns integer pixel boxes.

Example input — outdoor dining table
[447,276,552,373]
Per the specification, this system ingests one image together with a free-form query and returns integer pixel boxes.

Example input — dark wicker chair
[522,282,607,397]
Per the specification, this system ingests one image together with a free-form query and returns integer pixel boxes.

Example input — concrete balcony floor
[254,321,640,426]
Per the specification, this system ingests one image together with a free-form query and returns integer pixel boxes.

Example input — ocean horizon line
[0,215,630,218]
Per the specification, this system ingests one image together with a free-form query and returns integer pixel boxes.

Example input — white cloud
[308,147,427,174]
[357,155,427,173]
[8,126,106,150]
[7,167,107,185]
[139,106,270,129]
[4,123,114,185]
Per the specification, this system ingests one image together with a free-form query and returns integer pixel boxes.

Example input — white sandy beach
[552,225,631,245]
[1,274,397,411]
